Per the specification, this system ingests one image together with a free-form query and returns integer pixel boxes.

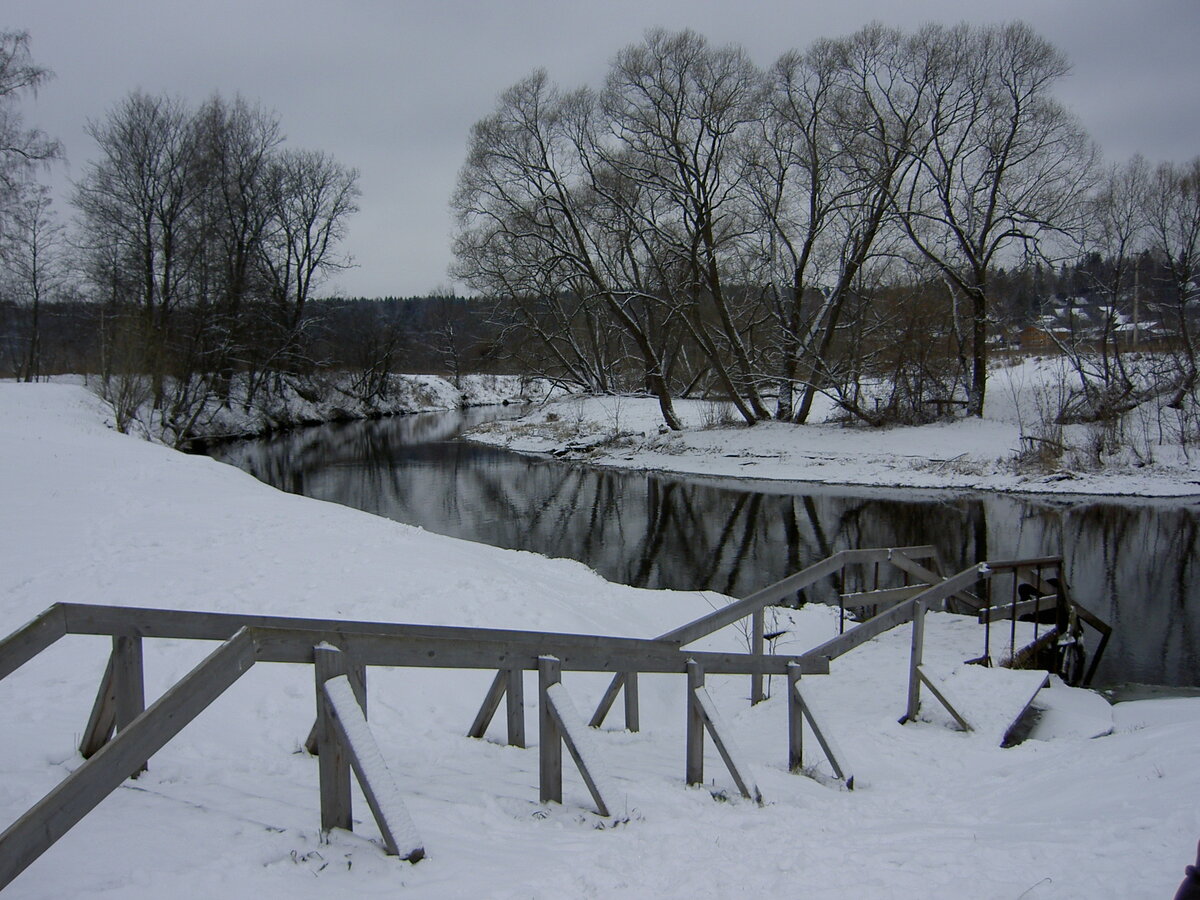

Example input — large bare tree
[895,22,1095,416]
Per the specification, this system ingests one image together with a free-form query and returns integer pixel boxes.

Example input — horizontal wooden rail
[0,605,67,682]
[661,546,938,646]
[807,563,990,663]
[0,604,828,679]
[0,628,258,891]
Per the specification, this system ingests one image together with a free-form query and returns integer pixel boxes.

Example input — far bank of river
[207,407,1200,688]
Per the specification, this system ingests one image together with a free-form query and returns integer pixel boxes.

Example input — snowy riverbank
[1,382,1198,898]
[467,360,1200,498]
[83,371,551,447]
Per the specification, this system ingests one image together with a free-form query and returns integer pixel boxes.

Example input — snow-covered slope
[1,382,1197,898]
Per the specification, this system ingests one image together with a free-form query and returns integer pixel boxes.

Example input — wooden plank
[314,644,352,833]
[546,683,615,817]
[750,608,764,704]
[984,556,1063,572]
[622,671,640,733]
[305,663,365,755]
[662,553,848,645]
[787,664,803,772]
[1000,673,1050,748]
[685,661,704,787]
[794,682,853,789]
[977,596,1056,622]
[249,626,831,675]
[889,554,983,610]
[587,672,624,729]
[505,667,525,748]
[693,686,762,804]
[0,628,258,891]
[0,605,67,682]
[812,564,990,664]
[324,676,424,861]
[58,603,683,656]
[52,605,831,675]
[903,600,927,723]
[113,635,145,732]
[79,653,117,759]
[538,656,562,805]
[841,584,931,607]
[916,667,973,732]
[467,669,508,740]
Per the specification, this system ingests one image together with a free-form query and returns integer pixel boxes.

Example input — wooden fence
[0,602,828,890]
[0,546,1108,890]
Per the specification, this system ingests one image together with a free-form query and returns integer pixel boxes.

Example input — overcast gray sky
[9,0,1200,297]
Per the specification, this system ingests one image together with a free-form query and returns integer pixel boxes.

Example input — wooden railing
[583,545,952,730]
[0,603,830,890]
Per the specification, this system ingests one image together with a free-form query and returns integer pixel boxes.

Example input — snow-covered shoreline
[1,382,1198,898]
[79,371,551,447]
[466,362,1200,500]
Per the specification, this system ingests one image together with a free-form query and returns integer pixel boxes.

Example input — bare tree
[262,148,359,332]
[601,29,768,424]
[895,22,1096,416]
[452,70,684,428]
[1143,157,1200,409]
[2,185,65,380]
[749,24,931,423]
[0,31,61,225]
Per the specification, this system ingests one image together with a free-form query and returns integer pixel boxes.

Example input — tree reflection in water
[208,409,1200,688]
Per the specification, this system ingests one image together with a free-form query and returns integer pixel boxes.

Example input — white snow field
[467,358,1200,498]
[1,382,1198,898]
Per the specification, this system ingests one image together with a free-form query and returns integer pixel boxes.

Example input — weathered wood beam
[692,680,761,803]
[323,675,424,862]
[0,604,67,682]
[79,653,117,759]
[841,584,931,608]
[0,628,258,891]
[546,683,615,817]
[538,656,562,805]
[314,644,352,833]
[685,661,705,787]
[587,673,625,729]
[915,668,973,732]
[810,564,989,664]
[467,669,508,740]
[505,667,526,749]
[791,678,853,789]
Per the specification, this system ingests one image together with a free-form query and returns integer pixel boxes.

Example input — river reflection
[208,409,1200,687]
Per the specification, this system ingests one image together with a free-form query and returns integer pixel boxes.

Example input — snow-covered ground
[87,372,550,446]
[467,359,1200,498]
[1,382,1198,898]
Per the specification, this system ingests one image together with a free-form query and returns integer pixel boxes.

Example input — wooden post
[505,667,525,749]
[322,676,424,862]
[750,608,765,704]
[686,660,704,787]
[314,644,352,834]
[538,656,562,805]
[79,654,117,759]
[113,635,146,775]
[623,671,640,733]
[787,662,803,772]
[305,661,366,755]
[112,635,145,731]
[902,599,926,724]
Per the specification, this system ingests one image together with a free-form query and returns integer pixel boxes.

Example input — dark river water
[207,408,1200,688]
